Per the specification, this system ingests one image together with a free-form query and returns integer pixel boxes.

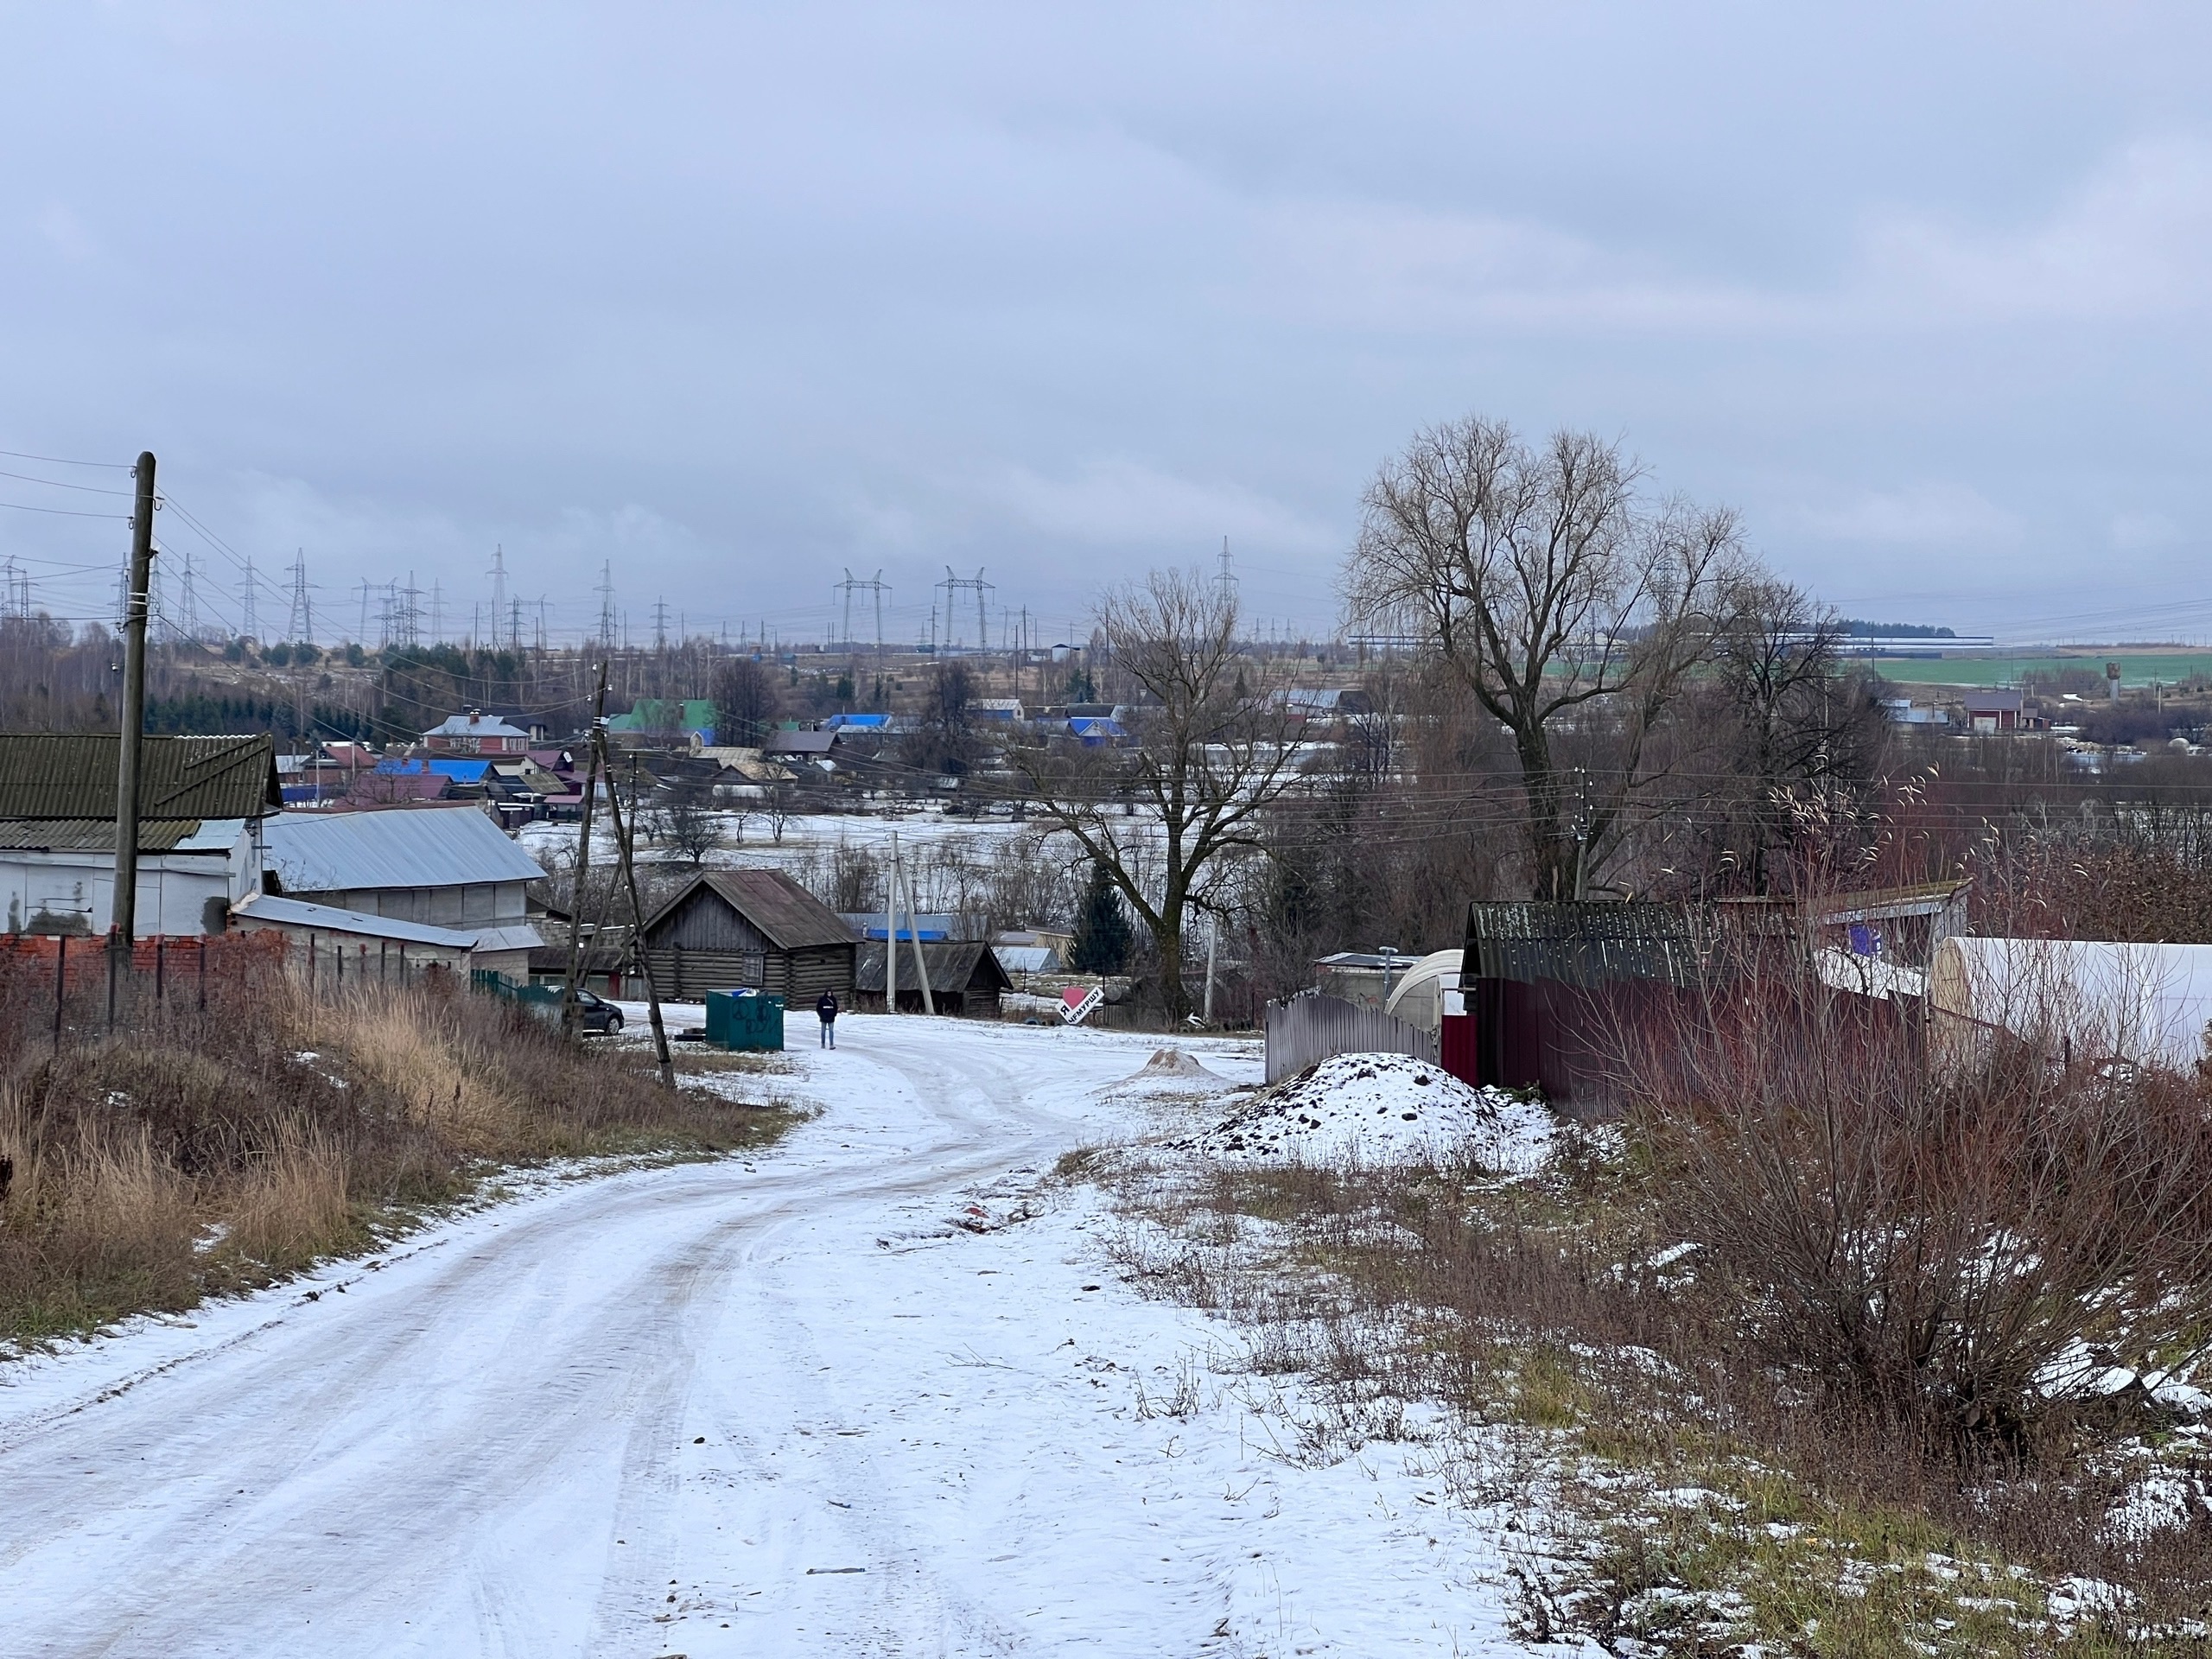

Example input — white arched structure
[1382,949,1465,1033]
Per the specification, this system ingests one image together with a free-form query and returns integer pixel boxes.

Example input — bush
[1629,965,2212,1461]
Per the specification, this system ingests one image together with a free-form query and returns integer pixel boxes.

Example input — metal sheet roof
[0,817,207,853]
[0,734,280,822]
[262,804,545,893]
[855,940,1013,995]
[232,893,481,949]
[644,869,856,951]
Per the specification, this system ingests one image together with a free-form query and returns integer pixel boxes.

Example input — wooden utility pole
[112,450,157,946]
[558,659,611,1036]
[595,722,675,1089]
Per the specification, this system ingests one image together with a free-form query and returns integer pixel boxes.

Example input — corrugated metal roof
[644,869,856,951]
[855,940,1012,995]
[0,817,207,853]
[425,713,531,739]
[1464,901,1701,988]
[0,734,281,822]
[232,893,480,949]
[262,804,545,893]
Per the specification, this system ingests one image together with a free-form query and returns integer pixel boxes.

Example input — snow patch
[1172,1052,1555,1171]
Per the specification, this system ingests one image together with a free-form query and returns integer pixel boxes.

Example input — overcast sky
[2,3,2209,647]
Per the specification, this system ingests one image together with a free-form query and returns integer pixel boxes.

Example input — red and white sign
[1060,985,1103,1026]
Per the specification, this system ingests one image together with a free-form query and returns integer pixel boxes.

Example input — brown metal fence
[0,929,461,1051]
[1263,991,1440,1084]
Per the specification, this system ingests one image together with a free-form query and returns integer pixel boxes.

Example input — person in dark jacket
[817,990,839,1048]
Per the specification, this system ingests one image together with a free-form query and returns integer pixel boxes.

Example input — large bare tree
[1345,416,1745,899]
[1018,569,1302,1018]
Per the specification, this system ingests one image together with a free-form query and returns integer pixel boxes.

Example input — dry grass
[0,964,795,1346]
[1084,1121,2212,1655]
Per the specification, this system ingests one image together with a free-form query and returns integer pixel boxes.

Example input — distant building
[855,940,1012,1017]
[423,711,532,755]
[1880,697,1950,727]
[1961,689,2027,733]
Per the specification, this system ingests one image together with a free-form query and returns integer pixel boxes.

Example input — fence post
[197,935,207,1012]
[155,935,165,1006]
[309,934,316,993]
[53,933,67,1052]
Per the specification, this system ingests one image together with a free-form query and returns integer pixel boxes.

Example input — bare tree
[649,780,724,867]
[1345,416,1744,899]
[1698,577,1888,893]
[1017,569,1302,1018]
[712,657,781,749]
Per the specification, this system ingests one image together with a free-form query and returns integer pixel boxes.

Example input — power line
[0,447,130,469]
[0,499,128,519]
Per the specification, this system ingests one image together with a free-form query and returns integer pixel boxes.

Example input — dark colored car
[574,989,625,1034]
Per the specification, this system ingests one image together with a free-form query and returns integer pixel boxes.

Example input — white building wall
[0,827,261,937]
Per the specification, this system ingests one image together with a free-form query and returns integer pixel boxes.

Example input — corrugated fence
[1264,991,1439,1084]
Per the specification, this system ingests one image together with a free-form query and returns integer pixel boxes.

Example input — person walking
[817,989,839,1048]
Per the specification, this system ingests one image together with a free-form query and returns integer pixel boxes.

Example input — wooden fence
[1263,991,1440,1084]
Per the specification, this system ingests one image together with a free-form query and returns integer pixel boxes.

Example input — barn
[854,939,1012,1018]
[637,869,856,1001]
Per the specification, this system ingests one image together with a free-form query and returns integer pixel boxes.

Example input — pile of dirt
[1116,1047,1230,1091]
[1170,1052,1554,1171]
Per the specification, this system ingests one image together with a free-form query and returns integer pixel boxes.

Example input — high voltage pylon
[287,549,313,643]
[836,568,889,652]
[594,562,618,652]
[652,595,670,652]
[176,548,201,640]
[937,566,993,652]
[487,544,508,647]
[239,556,259,641]
[1215,536,1237,607]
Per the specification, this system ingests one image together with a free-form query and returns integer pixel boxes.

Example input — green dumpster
[704,988,785,1052]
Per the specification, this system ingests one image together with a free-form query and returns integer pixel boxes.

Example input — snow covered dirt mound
[1174,1052,1554,1171]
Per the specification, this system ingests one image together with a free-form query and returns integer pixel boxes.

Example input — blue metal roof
[262,805,545,893]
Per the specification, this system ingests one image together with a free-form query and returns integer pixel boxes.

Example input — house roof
[1463,901,1700,988]
[855,939,1014,995]
[0,816,246,854]
[231,893,483,950]
[261,804,544,893]
[1962,689,2026,713]
[424,712,531,740]
[644,869,855,950]
[763,729,836,756]
[0,733,281,822]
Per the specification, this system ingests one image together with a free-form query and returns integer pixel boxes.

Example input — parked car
[574,988,625,1034]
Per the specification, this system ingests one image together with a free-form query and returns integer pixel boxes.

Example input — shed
[0,732,280,936]
[854,939,1012,1017]
[638,869,856,1001]
[259,803,544,977]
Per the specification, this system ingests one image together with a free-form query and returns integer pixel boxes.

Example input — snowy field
[0,1015,1535,1657]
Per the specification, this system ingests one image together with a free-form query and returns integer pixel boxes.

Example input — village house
[0,733,281,936]
[854,938,1012,1017]
[637,869,856,1001]
[423,710,533,755]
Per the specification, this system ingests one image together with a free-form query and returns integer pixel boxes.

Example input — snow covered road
[0,1014,1521,1657]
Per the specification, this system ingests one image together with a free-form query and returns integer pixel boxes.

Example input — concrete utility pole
[885,833,898,1013]
[112,451,157,946]
[559,660,613,1037]
[595,719,676,1090]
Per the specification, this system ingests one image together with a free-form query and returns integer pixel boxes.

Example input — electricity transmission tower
[594,562,618,652]
[836,568,889,652]
[175,550,200,640]
[287,550,313,643]
[1214,537,1237,608]
[487,544,507,648]
[652,596,670,652]
[239,556,259,641]
[937,566,993,652]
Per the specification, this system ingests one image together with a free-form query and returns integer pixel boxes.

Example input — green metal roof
[0,734,282,823]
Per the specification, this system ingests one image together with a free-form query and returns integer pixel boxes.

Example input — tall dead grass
[0,960,788,1345]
